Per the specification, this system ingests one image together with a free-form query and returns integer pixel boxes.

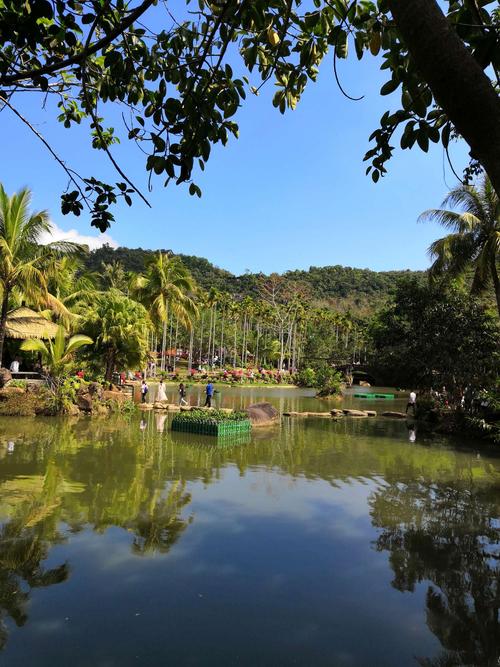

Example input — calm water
[0,389,498,666]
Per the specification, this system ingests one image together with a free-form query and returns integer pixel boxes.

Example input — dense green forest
[85,245,424,314]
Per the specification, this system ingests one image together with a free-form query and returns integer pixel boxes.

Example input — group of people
[140,379,215,407]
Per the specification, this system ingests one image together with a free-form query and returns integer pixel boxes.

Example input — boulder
[382,411,407,419]
[88,382,103,399]
[0,368,12,388]
[330,409,344,416]
[306,412,333,418]
[76,393,93,412]
[359,381,371,387]
[246,402,279,427]
[0,386,25,398]
[168,404,181,411]
[65,403,80,417]
[343,409,368,417]
[102,390,127,403]
[283,411,298,417]
[153,400,169,410]
[139,403,153,410]
[366,410,377,417]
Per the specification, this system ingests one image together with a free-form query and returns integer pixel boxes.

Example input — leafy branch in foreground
[1,1,500,228]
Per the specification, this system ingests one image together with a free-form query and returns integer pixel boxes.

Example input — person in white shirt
[9,359,19,373]
[406,390,417,416]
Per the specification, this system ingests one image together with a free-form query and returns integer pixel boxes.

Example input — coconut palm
[419,175,500,317]
[82,289,150,382]
[0,185,79,366]
[134,253,198,371]
[20,325,92,377]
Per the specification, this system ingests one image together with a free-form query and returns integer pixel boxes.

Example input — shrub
[295,368,317,388]
[315,366,343,397]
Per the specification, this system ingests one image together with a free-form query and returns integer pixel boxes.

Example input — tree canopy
[1,0,500,229]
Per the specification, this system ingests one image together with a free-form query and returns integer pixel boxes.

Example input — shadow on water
[0,402,498,664]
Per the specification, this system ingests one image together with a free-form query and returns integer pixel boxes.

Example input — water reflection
[0,406,497,664]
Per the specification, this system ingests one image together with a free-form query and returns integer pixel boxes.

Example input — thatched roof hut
[5,307,59,340]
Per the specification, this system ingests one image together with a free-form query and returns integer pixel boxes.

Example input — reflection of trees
[128,480,193,554]
[370,470,500,667]
[0,502,69,648]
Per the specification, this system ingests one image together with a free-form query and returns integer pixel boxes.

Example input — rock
[168,404,181,411]
[366,410,377,417]
[139,403,153,410]
[102,390,127,403]
[283,411,298,417]
[65,403,80,417]
[88,382,103,399]
[0,368,12,388]
[359,381,371,387]
[153,400,169,410]
[0,386,25,398]
[306,412,333,418]
[246,402,279,427]
[76,393,93,412]
[382,411,407,419]
[330,409,344,416]
[343,409,368,417]
[180,405,191,411]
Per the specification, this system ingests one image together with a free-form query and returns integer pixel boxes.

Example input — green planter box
[171,416,252,437]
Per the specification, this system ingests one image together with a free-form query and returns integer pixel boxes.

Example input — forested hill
[85,245,424,314]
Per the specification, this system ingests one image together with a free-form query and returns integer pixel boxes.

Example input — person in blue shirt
[204,381,214,407]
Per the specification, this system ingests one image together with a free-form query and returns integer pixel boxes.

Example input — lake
[0,388,498,666]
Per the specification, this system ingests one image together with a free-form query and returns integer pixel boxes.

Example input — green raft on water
[354,393,395,399]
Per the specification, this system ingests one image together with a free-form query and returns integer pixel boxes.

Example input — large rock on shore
[246,402,279,426]
[102,390,127,403]
[0,369,12,388]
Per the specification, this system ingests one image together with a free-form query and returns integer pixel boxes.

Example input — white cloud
[39,222,118,251]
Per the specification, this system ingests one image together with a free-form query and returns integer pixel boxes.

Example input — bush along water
[171,409,251,436]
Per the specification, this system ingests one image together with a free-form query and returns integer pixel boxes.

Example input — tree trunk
[173,315,179,371]
[0,291,10,368]
[188,327,194,372]
[161,320,167,372]
[491,258,500,319]
[105,347,116,383]
[388,0,500,197]
[198,312,204,366]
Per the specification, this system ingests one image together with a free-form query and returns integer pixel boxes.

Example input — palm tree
[0,185,79,366]
[82,289,150,382]
[419,175,500,317]
[135,253,198,371]
[20,325,92,377]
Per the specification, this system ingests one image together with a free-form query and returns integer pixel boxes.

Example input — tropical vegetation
[419,175,500,317]
[0,181,496,420]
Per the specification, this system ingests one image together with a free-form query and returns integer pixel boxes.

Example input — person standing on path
[204,380,214,408]
[156,379,167,402]
[179,382,188,406]
[406,390,417,416]
[141,380,149,403]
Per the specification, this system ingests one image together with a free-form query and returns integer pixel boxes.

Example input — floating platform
[171,416,251,436]
[354,393,394,399]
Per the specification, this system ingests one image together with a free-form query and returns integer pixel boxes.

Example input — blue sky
[1,26,468,275]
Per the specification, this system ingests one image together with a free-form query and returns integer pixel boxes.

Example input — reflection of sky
[1,401,495,666]
[1,463,442,666]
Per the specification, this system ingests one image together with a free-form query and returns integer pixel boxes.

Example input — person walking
[204,380,214,407]
[178,382,188,406]
[406,390,417,416]
[141,379,149,403]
